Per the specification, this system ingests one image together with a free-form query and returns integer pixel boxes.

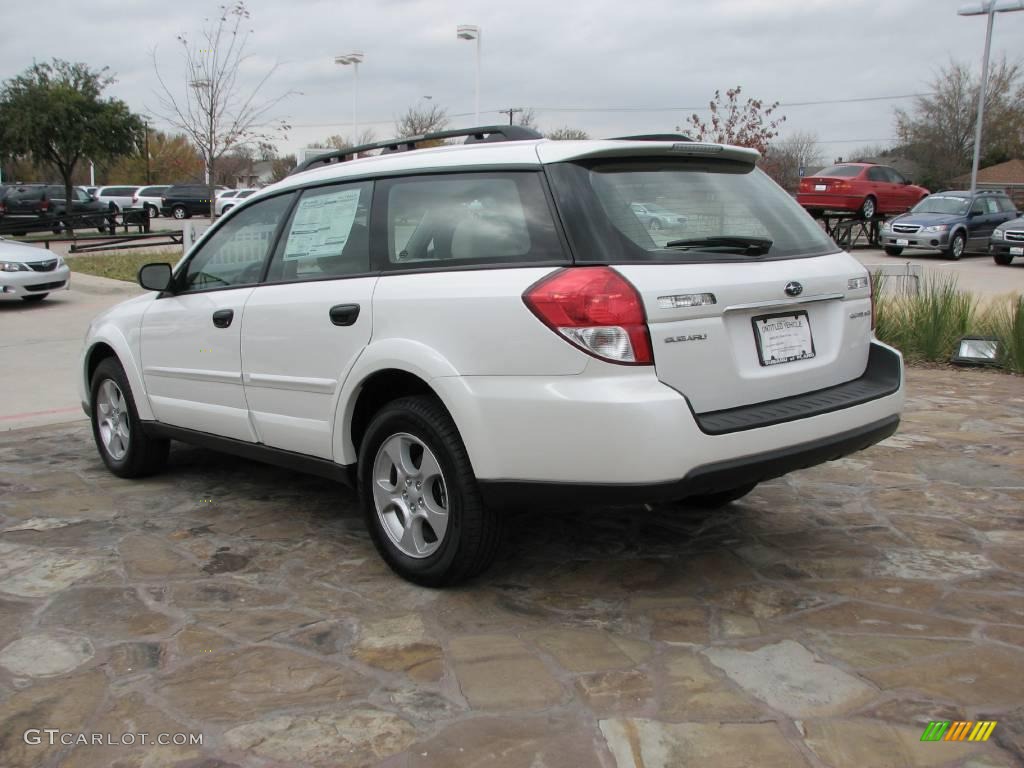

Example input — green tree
[0,59,142,215]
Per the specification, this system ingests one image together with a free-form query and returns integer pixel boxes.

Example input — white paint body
[80,138,904,487]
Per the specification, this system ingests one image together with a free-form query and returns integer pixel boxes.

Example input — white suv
[79,127,904,586]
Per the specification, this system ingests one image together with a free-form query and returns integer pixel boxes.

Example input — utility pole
[499,107,523,126]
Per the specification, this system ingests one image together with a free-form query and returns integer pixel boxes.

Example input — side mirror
[138,262,172,292]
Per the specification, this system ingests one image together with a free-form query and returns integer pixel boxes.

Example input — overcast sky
[2,0,1021,161]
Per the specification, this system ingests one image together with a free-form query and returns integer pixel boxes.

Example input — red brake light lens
[523,266,653,365]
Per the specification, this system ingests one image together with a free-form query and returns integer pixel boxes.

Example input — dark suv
[160,185,219,219]
[0,184,109,234]
[880,189,1018,260]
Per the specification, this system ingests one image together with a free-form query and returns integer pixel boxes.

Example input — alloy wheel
[96,379,130,460]
[371,432,450,558]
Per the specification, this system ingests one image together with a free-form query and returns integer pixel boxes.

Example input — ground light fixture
[957,0,1024,191]
[952,335,1001,366]
[334,52,365,140]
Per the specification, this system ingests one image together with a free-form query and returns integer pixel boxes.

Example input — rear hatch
[541,142,873,414]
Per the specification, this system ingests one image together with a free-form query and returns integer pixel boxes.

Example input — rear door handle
[212,309,234,328]
[329,303,360,327]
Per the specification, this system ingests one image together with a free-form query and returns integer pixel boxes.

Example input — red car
[797,163,929,220]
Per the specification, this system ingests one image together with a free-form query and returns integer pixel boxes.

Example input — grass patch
[872,271,1022,374]
[67,250,177,282]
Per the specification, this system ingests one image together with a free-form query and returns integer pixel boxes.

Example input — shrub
[980,295,1024,375]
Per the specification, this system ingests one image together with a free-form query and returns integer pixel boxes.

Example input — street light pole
[958,0,1024,192]
[457,25,482,125]
[335,52,365,142]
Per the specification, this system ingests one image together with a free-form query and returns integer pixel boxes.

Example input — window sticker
[283,188,361,261]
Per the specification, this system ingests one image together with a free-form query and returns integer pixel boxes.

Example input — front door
[865,166,893,213]
[140,192,294,441]
[241,181,375,459]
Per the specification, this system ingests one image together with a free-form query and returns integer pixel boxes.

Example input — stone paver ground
[0,367,1022,768]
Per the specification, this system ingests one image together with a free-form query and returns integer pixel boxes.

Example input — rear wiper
[663,236,773,255]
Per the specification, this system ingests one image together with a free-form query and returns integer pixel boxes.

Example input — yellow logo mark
[945,721,997,742]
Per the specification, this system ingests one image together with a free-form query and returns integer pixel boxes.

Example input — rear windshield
[815,165,863,178]
[912,196,970,215]
[548,158,838,262]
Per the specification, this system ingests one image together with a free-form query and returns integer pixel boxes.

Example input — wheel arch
[82,330,154,421]
[332,339,468,466]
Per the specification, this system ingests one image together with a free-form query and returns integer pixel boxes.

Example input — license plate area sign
[752,311,816,366]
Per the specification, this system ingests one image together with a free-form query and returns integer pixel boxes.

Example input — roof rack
[610,133,694,142]
[290,125,544,176]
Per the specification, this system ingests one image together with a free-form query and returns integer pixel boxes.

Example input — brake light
[523,267,653,365]
[132,194,138,203]
[38,199,50,212]
[833,181,848,192]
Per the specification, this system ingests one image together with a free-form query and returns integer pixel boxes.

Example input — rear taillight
[132,194,138,203]
[38,199,50,212]
[523,266,653,365]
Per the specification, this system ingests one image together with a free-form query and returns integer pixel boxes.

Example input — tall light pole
[190,79,212,185]
[457,25,481,125]
[958,0,1024,191]
[335,52,364,142]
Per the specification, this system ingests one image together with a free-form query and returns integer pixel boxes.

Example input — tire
[357,395,501,587]
[683,483,758,509]
[946,231,966,260]
[89,357,169,479]
[21,294,47,302]
[171,205,188,220]
[859,196,877,220]
[993,252,1014,266]
[884,245,904,256]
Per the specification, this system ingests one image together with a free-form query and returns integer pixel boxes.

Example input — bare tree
[152,1,293,216]
[395,103,449,138]
[762,131,824,192]
[545,126,589,140]
[516,108,539,131]
[896,57,1024,189]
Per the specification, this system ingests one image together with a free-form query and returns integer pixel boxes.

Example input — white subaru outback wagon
[80,126,904,586]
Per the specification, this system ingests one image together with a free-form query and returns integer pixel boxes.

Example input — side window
[984,198,1000,214]
[999,197,1018,213]
[383,172,563,267]
[866,167,887,182]
[886,168,906,184]
[265,181,372,283]
[76,189,91,203]
[970,198,986,215]
[180,193,293,292]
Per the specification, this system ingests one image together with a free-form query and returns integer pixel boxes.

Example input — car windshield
[814,165,863,178]
[912,196,970,215]
[551,158,837,262]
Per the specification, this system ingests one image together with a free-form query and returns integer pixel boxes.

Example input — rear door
[241,181,375,459]
[140,192,294,440]
[545,152,873,414]
[865,166,892,213]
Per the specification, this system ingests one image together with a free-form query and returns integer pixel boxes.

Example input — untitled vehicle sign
[920,721,998,742]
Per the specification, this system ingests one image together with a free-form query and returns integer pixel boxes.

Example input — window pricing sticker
[283,188,361,261]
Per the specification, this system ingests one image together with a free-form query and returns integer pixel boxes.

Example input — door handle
[212,309,234,328]
[329,303,360,327]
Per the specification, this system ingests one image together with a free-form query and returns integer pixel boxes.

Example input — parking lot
[0,363,1022,767]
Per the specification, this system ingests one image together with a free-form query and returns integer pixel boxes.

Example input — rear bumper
[479,415,899,508]
[797,193,863,212]
[436,341,904,490]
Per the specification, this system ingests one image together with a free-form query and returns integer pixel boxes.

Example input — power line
[288,92,929,130]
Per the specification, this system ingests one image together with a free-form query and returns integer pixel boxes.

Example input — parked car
[132,185,171,218]
[85,187,99,199]
[95,185,141,211]
[881,190,1018,260]
[0,184,109,233]
[797,163,929,220]
[81,128,904,586]
[216,188,256,216]
[0,237,70,302]
[160,184,220,219]
[630,201,688,231]
[990,214,1024,266]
